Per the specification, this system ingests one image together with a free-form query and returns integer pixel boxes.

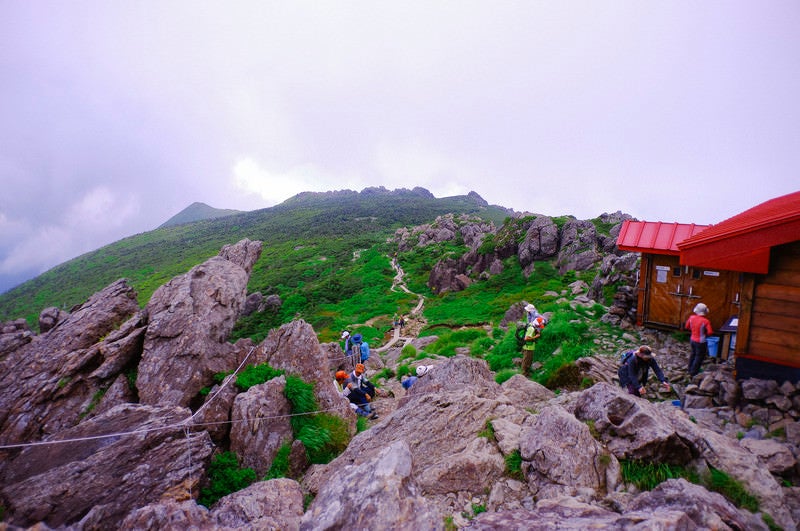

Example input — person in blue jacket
[618,346,671,397]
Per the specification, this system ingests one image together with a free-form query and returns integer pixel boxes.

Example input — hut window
[692,268,701,280]
[672,267,681,277]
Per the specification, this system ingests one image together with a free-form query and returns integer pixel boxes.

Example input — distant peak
[158,202,242,229]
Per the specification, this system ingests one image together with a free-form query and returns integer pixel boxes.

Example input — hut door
[682,267,739,330]
[645,255,684,328]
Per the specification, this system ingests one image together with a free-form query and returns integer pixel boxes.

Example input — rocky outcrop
[121,478,305,530]
[1,403,214,529]
[0,279,142,447]
[573,382,795,529]
[420,213,630,293]
[393,213,495,253]
[137,238,263,407]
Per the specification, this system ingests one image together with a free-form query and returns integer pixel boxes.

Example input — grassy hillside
[0,188,510,329]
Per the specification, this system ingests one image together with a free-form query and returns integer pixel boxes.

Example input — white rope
[186,345,257,423]
[0,403,360,450]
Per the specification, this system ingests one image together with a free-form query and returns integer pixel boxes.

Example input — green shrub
[199,451,257,508]
[478,419,495,440]
[284,375,352,464]
[426,328,487,357]
[399,344,418,361]
[396,363,413,381]
[373,367,396,381]
[264,443,292,479]
[471,336,495,357]
[236,364,284,392]
[707,467,759,513]
[485,327,521,372]
[494,368,518,384]
[621,461,761,514]
[356,416,369,433]
[504,450,524,481]
[620,460,698,492]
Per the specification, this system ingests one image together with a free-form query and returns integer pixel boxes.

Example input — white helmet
[341,331,350,339]
[416,365,430,376]
[524,303,536,313]
[693,303,709,316]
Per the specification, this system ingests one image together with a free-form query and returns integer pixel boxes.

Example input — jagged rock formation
[1,236,798,530]
[404,211,634,295]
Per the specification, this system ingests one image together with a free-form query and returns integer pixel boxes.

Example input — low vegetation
[620,460,770,523]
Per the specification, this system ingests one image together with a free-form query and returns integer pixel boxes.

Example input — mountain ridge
[0,187,511,326]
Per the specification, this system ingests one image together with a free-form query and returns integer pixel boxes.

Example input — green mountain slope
[158,202,243,228]
[0,188,510,330]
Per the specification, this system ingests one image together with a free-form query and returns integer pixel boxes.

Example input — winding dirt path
[374,256,426,353]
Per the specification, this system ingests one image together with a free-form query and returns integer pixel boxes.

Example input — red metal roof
[678,190,800,273]
[616,220,709,256]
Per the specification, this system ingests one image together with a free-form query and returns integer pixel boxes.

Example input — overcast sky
[1,2,799,294]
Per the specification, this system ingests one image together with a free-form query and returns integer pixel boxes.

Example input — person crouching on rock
[334,370,371,418]
[345,364,378,419]
[618,346,671,398]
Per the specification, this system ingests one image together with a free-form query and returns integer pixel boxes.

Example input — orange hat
[355,363,365,374]
[335,370,347,381]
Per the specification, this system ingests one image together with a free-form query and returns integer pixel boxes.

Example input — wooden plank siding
[742,241,800,368]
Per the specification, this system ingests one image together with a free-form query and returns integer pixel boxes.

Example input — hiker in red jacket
[685,303,713,377]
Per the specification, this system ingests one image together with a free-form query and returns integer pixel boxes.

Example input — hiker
[618,346,671,397]
[524,303,546,326]
[346,364,378,419]
[341,330,352,355]
[334,370,371,417]
[393,313,399,328]
[399,315,406,329]
[401,365,431,391]
[350,333,370,363]
[685,303,713,377]
[521,318,543,376]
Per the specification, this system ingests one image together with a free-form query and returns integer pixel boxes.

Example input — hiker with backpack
[345,363,378,419]
[349,333,370,364]
[618,345,671,398]
[685,303,713,378]
[521,316,545,376]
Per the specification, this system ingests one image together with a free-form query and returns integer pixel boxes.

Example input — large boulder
[301,441,440,530]
[0,403,214,529]
[137,239,262,407]
[229,376,294,477]
[304,357,506,499]
[520,405,621,501]
[258,319,355,430]
[573,383,696,464]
